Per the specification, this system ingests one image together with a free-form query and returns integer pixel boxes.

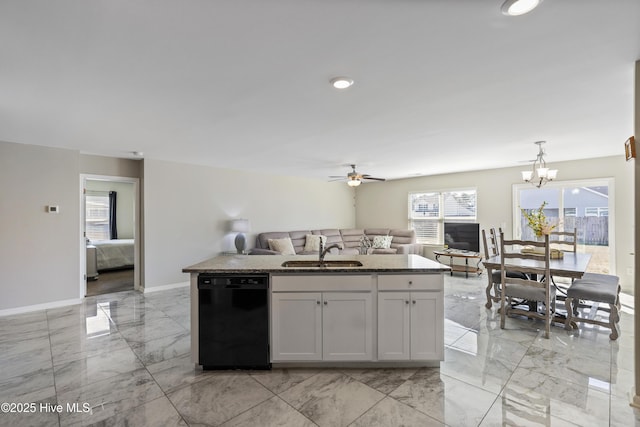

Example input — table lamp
[230,219,250,254]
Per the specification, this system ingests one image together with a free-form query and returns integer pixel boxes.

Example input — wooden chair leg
[609,303,620,340]
[485,279,494,309]
[564,297,574,331]
[500,288,506,329]
[544,296,550,339]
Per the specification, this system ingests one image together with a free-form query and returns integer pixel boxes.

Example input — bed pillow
[268,237,296,255]
[372,235,393,249]
[304,234,327,252]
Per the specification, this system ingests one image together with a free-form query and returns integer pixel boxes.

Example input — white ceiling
[1,0,639,182]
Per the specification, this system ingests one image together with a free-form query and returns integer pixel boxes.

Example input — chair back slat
[550,228,577,253]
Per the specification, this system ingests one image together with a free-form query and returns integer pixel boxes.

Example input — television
[444,222,480,253]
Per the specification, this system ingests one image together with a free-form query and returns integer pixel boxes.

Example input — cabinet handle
[316,300,320,305]
[405,300,409,305]
[324,301,328,305]
[412,300,416,304]
[408,281,413,285]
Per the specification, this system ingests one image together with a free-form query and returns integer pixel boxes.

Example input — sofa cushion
[312,229,343,248]
[268,237,296,255]
[372,235,393,249]
[389,229,416,246]
[256,232,298,250]
[340,229,365,249]
[370,248,398,254]
[365,228,390,238]
[288,230,312,253]
[304,234,327,252]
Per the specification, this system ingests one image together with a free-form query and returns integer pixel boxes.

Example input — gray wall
[0,143,355,310]
[0,141,80,310]
[355,155,634,293]
[143,159,356,289]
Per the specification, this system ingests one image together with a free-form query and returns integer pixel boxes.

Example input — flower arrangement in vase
[521,201,556,237]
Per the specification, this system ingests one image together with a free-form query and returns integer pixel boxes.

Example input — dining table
[482,252,592,309]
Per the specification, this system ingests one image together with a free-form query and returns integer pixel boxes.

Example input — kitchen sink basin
[281,260,364,268]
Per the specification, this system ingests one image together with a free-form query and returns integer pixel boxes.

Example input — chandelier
[521,141,558,188]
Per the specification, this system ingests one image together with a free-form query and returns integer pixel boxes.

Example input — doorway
[513,178,614,275]
[80,175,140,297]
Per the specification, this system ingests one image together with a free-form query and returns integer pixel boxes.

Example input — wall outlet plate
[47,205,59,213]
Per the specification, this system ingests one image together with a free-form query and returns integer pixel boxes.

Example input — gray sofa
[250,228,422,255]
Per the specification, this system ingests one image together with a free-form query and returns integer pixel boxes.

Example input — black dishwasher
[198,274,270,370]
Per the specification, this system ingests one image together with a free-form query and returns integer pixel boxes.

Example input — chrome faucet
[319,241,343,264]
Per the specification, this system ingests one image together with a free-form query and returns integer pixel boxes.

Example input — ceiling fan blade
[362,177,386,181]
[328,175,346,178]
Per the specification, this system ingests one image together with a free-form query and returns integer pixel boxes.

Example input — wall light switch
[47,205,60,214]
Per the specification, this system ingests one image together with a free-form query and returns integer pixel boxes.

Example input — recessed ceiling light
[501,0,542,16]
[330,77,354,89]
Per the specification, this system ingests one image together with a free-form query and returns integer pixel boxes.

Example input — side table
[434,249,483,278]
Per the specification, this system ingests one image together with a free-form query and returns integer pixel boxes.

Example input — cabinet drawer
[377,274,442,291]
[272,274,372,292]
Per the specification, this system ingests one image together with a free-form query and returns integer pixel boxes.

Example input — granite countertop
[183,254,450,274]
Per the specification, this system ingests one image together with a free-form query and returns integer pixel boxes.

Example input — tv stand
[434,249,483,278]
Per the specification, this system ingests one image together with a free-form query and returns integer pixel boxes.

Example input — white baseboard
[0,298,83,317]
[143,281,189,293]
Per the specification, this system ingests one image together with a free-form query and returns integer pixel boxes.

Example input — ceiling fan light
[330,77,354,89]
[347,178,361,187]
[547,169,558,180]
[501,0,542,16]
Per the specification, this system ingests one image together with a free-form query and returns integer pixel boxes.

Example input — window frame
[408,188,477,245]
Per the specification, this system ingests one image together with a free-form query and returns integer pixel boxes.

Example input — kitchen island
[183,254,449,368]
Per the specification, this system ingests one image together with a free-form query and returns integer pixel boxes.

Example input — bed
[90,239,135,271]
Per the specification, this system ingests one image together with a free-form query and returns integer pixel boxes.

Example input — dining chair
[499,232,555,338]
[483,228,529,309]
[482,228,501,308]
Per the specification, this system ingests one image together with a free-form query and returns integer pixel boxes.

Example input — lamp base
[235,233,247,254]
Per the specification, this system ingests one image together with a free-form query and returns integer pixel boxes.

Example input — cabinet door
[271,292,322,361]
[378,292,410,360]
[322,292,373,361]
[410,291,444,360]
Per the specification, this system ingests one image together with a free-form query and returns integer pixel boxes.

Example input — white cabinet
[378,292,410,360]
[322,292,372,361]
[378,274,444,361]
[271,275,373,362]
[271,273,443,364]
[271,292,322,361]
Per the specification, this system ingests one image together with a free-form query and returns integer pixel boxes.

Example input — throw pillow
[304,234,327,252]
[372,235,393,249]
[268,237,296,255]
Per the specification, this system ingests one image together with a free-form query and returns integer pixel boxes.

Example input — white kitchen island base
[184,254,448,368]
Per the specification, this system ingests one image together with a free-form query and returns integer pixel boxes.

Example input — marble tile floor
[1,274,639,426]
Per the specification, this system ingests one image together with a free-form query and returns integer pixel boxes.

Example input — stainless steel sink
[281,260,364,268]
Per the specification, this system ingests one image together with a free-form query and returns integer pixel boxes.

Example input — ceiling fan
[329,164,386,187]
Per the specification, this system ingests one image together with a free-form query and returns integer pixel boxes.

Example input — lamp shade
[230,218,250,233]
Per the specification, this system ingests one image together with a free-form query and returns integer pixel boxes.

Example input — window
[409,189,477,244]
[585,207,608,217]
[86,191,110,240]
[564,207,577,217]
